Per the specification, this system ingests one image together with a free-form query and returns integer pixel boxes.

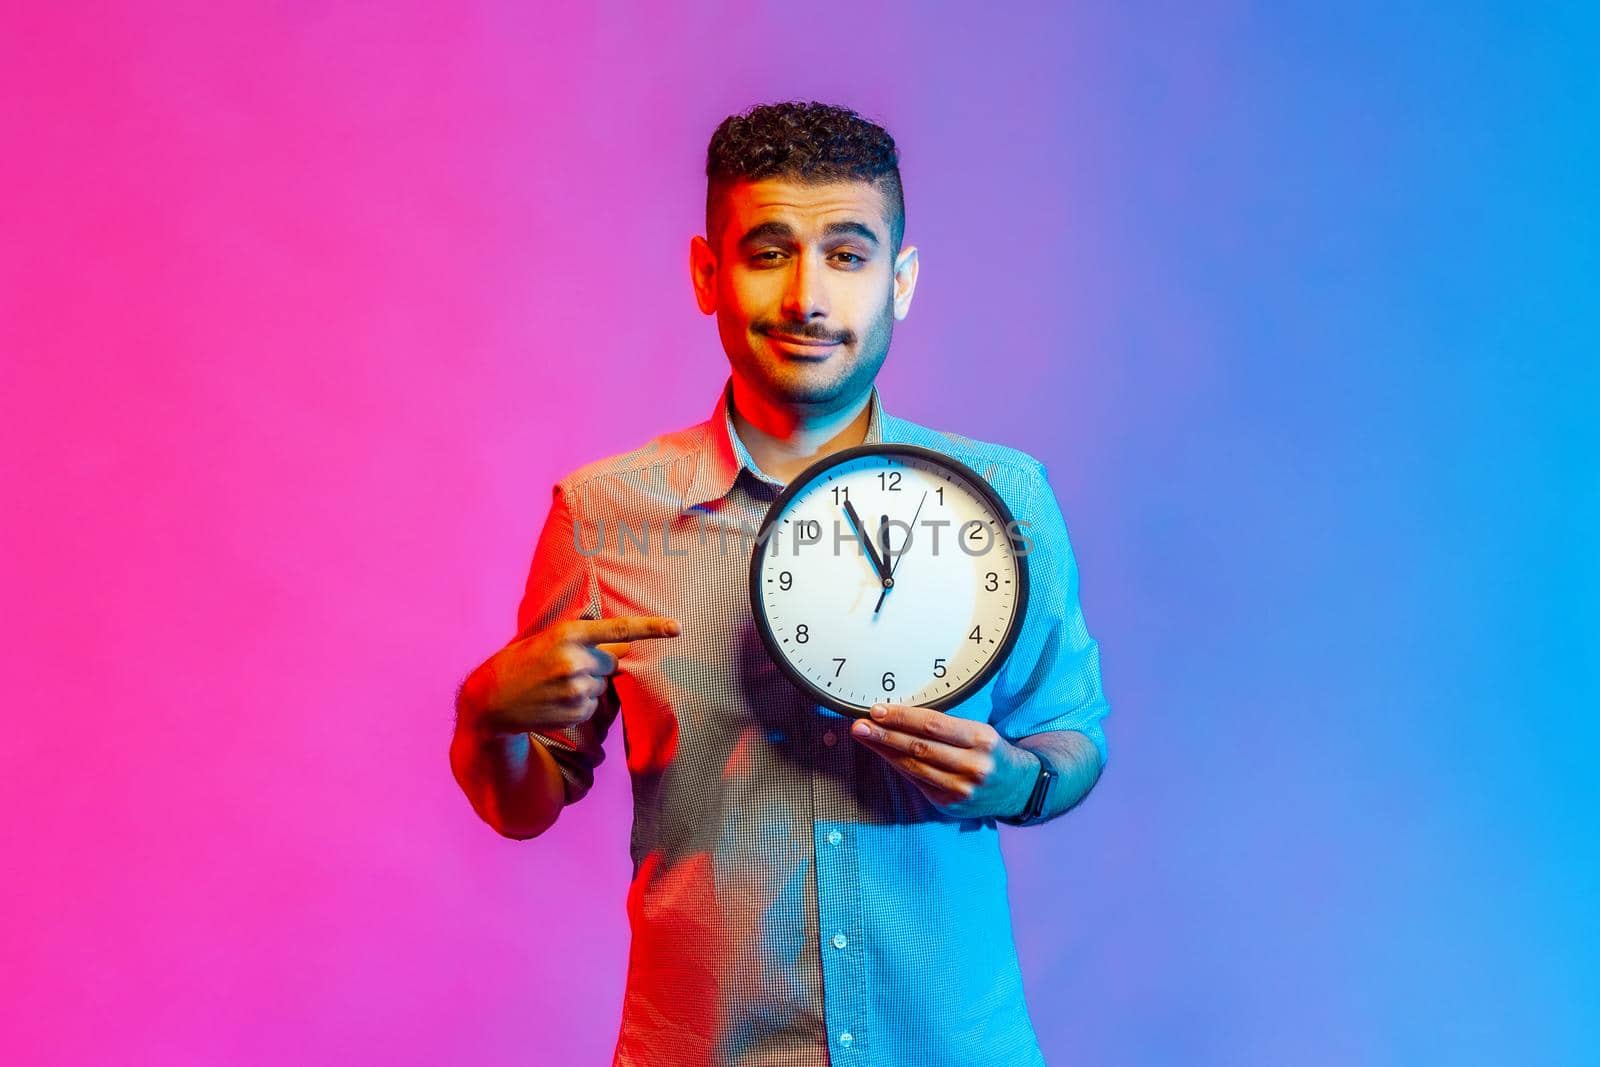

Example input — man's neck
[728,376,874,484]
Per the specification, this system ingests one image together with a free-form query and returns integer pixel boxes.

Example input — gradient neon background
[3,3,1597,1064]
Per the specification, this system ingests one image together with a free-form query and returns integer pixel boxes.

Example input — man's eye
[753,250,786,263]
[831,252,864,264]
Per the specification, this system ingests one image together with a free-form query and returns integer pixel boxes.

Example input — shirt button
[839,1031,854,1048]
[826,830,842,846]
[832,932,849,950]
[822,730,837,747]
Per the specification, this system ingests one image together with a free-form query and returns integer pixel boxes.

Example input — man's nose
[781,250,828,321]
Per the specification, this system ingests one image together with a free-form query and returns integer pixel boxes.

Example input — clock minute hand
[842,498,891,584]
[876,516,892,614]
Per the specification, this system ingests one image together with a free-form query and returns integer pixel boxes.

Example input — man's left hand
[849,703,1034,819]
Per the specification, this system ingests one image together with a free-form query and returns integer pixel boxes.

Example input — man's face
[691,177,919,412]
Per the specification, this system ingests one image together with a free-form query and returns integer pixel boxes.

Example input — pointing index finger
[563,615,682,646]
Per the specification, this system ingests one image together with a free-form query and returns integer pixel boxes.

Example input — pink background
[5,3,1596,1065]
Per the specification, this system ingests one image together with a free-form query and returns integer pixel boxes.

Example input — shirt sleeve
[513,481,621,806]
[987,461,1111,766]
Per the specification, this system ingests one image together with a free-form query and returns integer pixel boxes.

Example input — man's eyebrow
[823,220,881,247]
[737,221,797,247]
[736,219,882,248]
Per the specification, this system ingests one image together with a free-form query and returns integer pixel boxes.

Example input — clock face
[749,444,1030,716]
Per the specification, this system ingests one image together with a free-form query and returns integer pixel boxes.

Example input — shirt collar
[683,377,888,509]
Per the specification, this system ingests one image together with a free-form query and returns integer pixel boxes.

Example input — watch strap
[998,749,1056,826]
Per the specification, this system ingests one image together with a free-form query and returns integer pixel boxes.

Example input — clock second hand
[876,490,928,614]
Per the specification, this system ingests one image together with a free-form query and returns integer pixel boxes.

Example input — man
[452,101,1111,1066]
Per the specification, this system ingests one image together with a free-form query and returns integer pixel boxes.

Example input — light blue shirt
[516,379,1110,1065]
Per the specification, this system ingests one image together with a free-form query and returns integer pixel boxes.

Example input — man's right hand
[460,616,682,735]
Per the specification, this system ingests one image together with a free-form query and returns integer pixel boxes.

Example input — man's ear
[689,235,718,315]
[892,245,920,321]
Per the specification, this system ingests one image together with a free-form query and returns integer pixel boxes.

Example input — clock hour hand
[842,498,891,585]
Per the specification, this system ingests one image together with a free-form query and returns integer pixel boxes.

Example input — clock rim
[746,442,1033,718]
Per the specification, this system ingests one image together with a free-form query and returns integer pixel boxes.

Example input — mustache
[754,320,855,345]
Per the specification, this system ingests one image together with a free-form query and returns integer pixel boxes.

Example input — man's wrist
[996,744,1051,825]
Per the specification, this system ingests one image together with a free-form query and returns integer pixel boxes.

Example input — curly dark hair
[705,101,904,252]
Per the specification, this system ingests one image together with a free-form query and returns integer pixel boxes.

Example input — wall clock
[749,444,1030,716]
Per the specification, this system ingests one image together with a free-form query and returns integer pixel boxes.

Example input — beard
[727,291,895,411]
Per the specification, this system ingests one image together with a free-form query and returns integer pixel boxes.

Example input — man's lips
[763,332,843,353]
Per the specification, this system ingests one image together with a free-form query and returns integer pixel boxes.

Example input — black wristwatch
[998,750,1056,826]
